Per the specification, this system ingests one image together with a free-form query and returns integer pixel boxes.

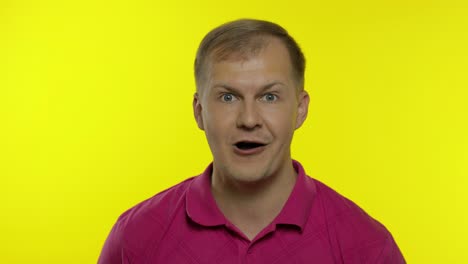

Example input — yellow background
[1,0,467,263]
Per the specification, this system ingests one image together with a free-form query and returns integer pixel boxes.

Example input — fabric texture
[98,160,405,263]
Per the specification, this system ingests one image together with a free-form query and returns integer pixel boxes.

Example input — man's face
[193,37,309,184]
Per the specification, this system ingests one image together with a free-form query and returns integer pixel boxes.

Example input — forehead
[207,38,294,88]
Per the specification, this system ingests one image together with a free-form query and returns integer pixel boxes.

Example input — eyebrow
[212,81,286,94]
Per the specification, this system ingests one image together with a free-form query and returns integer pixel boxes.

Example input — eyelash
[261,93,278,102]
[220,93,237,102]
[219,93,279,103]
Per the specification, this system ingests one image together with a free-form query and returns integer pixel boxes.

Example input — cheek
[263,106,297,132]
[203,105,234,140]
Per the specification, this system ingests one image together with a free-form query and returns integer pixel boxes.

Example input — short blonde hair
[194,19,306,91]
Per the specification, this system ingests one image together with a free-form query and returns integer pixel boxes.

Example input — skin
[193,37,310,241]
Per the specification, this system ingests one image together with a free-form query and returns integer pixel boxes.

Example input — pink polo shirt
[98,160,405,263]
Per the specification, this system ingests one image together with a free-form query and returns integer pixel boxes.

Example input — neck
[211,160,297,240]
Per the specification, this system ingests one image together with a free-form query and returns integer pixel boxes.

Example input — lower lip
[233,145,267,156]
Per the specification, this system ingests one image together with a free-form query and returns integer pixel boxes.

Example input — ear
[295,90,310,129]
[193,93,205,130]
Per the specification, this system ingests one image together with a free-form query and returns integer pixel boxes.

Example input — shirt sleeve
[98,218,126,264]
[376,234,406,264]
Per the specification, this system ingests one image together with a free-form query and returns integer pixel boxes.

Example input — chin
[227,165,270,184]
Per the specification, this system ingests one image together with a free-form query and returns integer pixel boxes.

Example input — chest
[142,227,337,264]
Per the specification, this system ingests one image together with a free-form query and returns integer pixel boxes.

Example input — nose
[236,100,262,130]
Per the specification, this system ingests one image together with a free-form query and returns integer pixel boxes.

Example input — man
[98,19,405,263]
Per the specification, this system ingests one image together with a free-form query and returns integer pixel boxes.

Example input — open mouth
[234,141,266,150]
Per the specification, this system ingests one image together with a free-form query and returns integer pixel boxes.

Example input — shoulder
[118,177,195,240]
[98,177,196,263]
[312,178,386,231]
[119,177,195,226]
[311,178,405,263]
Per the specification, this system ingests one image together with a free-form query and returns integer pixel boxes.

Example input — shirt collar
[185,160,317,230]
[186,163,227,226]
[273,160,317,230]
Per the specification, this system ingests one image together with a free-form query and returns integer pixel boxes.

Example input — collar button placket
[245,245,255,264]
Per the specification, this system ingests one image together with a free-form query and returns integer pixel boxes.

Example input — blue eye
[221,93,235,102]
[262,93,278,102]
